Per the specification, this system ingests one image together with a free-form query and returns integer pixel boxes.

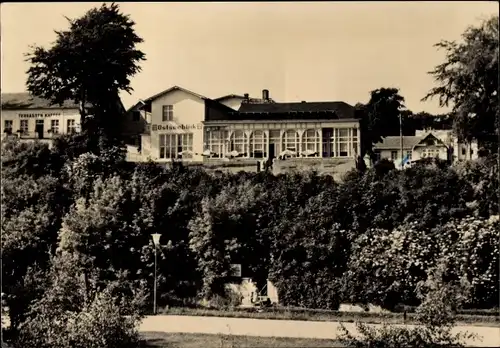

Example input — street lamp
[151,233,161,315]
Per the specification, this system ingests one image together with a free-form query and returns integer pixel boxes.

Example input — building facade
[131,86,361,179]
[1,93,82,144]
[373,133,450,168]
[1,92,127,147]
[414,129,478,161]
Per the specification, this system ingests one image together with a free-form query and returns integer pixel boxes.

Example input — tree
[357,88,406,155]
[423,15,499,154]
[25,3,145,140]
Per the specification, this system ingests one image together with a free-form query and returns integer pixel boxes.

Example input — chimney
[244,93,249,99]
[301,101,306,103]
[262,89,269,101]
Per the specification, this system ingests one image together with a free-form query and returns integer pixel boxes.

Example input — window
[374,150,381,162]
[67,119,77,134]
[302,129,319,155]
[391,151,398,161]
[406,150,412,161]
[206,130,227,158]
[20,119,29,133]
[336,129,350,157]
[162,105,173,122]
[352,128,359,156]
[269,130,281,157]
[229,130,247,155]
[4,120,13,134]
[249,130,266,158]
[422,149,439,158]
[461,147,466,155]
[159,133,193,159]
[283,130,298,152]
[132,111,141,122]
[50,120,59,134]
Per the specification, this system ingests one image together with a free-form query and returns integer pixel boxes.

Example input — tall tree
[357,87,406,155]
[423,15,499,154]
[25,3,145,141]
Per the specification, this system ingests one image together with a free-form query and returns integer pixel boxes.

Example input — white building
[373,129,479,169]
[132,86,362,178]
[1,92,128,147]
[415,129,478,161]
[1,93,83,146]
[373,133,450,168]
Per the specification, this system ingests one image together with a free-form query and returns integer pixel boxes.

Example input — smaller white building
[373,133,450,169]
[1,93,82,143]
[415,129,478,161]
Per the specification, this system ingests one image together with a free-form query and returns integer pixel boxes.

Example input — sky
[1,2,498,113]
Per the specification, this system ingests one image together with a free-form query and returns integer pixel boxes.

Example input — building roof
[1,93,82,110]
[374,133,447,150]
[144,85,207,103]
[215,94,246,101]
[233,101,356,121]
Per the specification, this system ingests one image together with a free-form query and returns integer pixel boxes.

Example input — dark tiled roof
[374,136,423,150]
[235,101,356,121]
[1,93,82,109]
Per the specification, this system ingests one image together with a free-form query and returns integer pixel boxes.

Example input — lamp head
[151,233,161,247]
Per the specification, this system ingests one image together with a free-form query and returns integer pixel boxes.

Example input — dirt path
[139,315,500,347]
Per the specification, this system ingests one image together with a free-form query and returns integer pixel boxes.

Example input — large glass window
[336,128,349,157]
[282,130,298,152]
[352,128,359,156]
[206,130,227,158]
[229,130,247,155]
[159,133,193,159]
[302,129,319,155]
[269,130,281,158]
[249,130,266,158]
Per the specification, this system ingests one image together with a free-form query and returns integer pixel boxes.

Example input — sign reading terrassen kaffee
[151,123,203,131]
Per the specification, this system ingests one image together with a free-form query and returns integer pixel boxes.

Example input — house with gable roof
[131,86,362,178]
[373,132,450,168]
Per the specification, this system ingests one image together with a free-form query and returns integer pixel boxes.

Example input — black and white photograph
[1,1,499,347]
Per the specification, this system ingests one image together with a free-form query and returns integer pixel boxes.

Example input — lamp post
[151,233,161,315]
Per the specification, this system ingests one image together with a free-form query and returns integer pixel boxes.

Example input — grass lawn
[141,332,343,348]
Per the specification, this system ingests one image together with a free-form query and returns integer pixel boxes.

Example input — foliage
[16,286,141,348]
[25,3,145,139]
[1,139,62,178]
[356,88,406,154]
[338,263,478,347]
[423,15,499,153]
[453,155,499,217]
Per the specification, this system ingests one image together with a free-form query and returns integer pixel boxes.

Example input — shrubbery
[2,135,499,345]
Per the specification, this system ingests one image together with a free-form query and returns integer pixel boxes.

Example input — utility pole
[399,113,404,168]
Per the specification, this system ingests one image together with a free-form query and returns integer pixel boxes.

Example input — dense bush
[338,263,478,347]
[1,132,498,344]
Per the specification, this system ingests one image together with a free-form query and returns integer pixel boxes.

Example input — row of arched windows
[205,129,357,158]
